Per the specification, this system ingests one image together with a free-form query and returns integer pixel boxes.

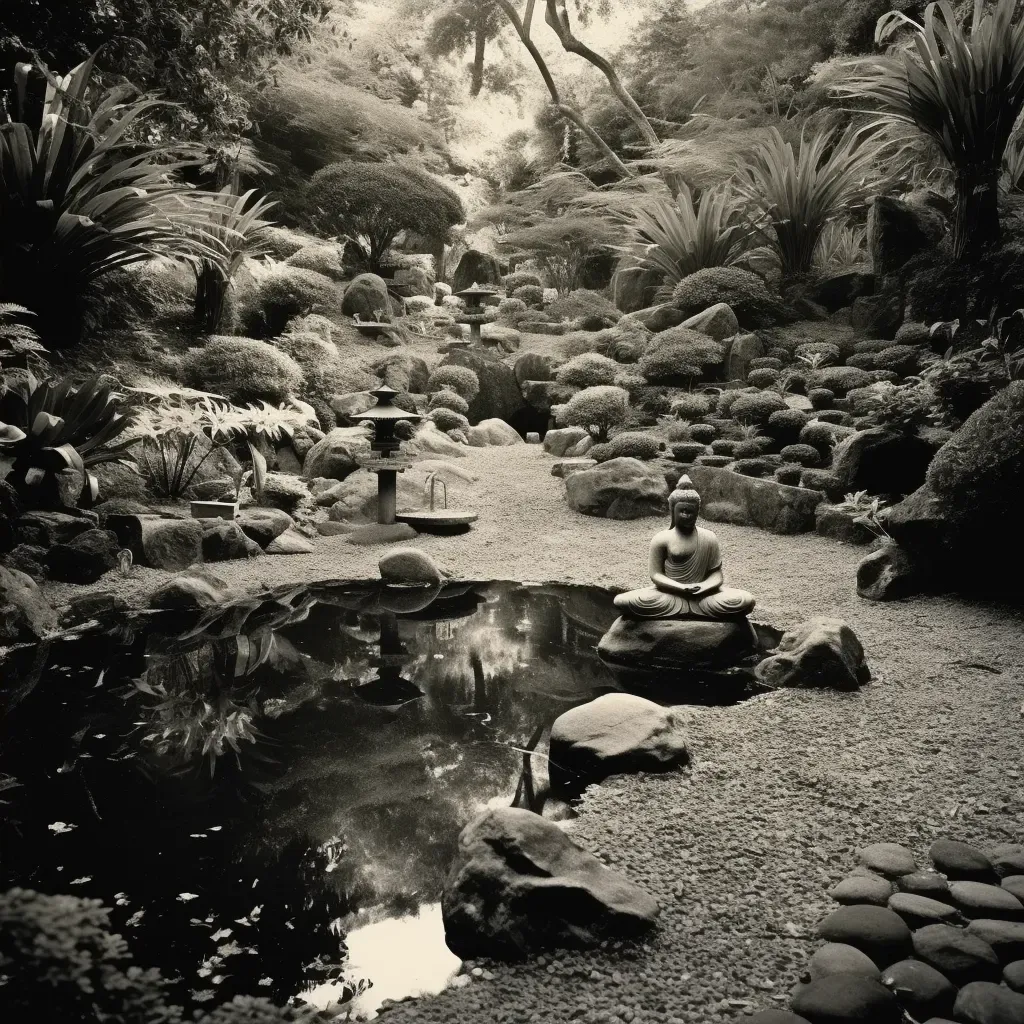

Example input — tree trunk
[471,27,486,97]
[952,166,1001,259]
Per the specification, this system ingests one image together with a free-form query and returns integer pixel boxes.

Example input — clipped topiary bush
[671,393,713,420]
[426,365,480,400]
[555,352,621,388]
[672,441,708,463]
[429,389,469,414]
[894,322,931,346]
[732,457,776,478]
[672,267,794,329]
[711,438,739,456]
[498,297,531,327]
[747,367,781,389]
[716,387,759,417]
[733,438,770,459]
[873,344,921,377]
[558,385,631,441]
[640,327,723,384]
[612,370,647,397]
[800,419,847,454]
[809,387,834,410]
[809,366,874,396]
[546,289,622,329]
[697,453,734,468]
[800,468,844,500]
[512,284,545,305]
[429,407,471,433]
[592,318,650,363]
[687,422,717,443]
[774,463,803,485]
[846,352,878,370]
[779,443,821,467]
[182,336,304,404]
[589,431,664,462]
[749,357,784,371]
[504,270,543,292]
[239,266,339,338]
[767,408,810,442]
[285,242,346,281]
[768,346,791,362]
[853,337,896,354]
[560,330,600,358]
[274,330,346,400]
[730,390,788,425]
[814,409,850,426]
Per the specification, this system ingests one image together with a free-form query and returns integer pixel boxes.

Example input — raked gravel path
[45,443,1024,1023]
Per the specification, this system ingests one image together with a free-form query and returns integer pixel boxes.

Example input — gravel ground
[41,435,1024,1024]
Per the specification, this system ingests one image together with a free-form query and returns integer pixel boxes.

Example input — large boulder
[45,528,120,583]
[107,514,202,571]
[868,195,946,291]
[441,349,526,425]
[147,568,236,611]
[544,426,590,457]
[200,520,262,561]
[818,905,914,967]
[813,271,876,312]
[831,427,938,500]
[631,303,686,333]
[688,464,824,534]
[548,693,689,792]
[0,564,57,642]
[379,547,444,586]
[441,806,659,958]
[394,264,434,296]
[302,427,372,480]
[341,273,391,319]
[721,332,764,381]
[565,457,669,519]
[755,616,871,691]
[597,616,756,672]
[14,509,96,547]
[236,508,294,548]
[452,249,502,293]
[371,352,430,393]
[467,419,524,447]
[681,302,740,341]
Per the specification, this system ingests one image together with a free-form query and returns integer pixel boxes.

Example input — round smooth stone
[809,943,881,980]
[859,842,918,878]
[748,1013,813,1024]
[790,973,902,1023]
[830,873,893,906]
[888,892,964,928]
[1004,877,1024,903]
[930,838,997,882]
[990,845,1024,880]
[966,920,1024,963]
[880,958,957,1021]
[950,881,1024,921]
[818,905,913,968]
[898,870,951,898]
[953,980,1024,1024]
[912,923,1002,985]
[1006,960,1024,993]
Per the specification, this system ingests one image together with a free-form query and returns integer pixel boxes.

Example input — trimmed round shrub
[774,463,803,485]
[558,385,631,441]
[711,438,739,456]
[498,297,531,327]
[263,225,313,259]
[874,344,920,376]
[730,390,788,425]
[555,352,621,388]
[547,289,622,330]
[239,267,339,338]
[612,370,647,397]
[814,409,850,425]
[593,318,650,363]
[426,365,480,400]
[800,419,847,454]
[688,422,717,443]
[768,346,791,362]
[800,468,844,501]
[512,284,545,305]
[809,387,834,410]
[634,387,672,416]
[767,408,810,442]
[853,337,896,354]
[846,352,878,370]
[782,370,808,395]
[779,443,821,467]
[671,267,794,328]
[640,329,723,385]
[697,453,734,467]
[733,439,769,459]
[274,331,346,399]
[717,386,759,416]
[749,357,784,371]
[747,367,781,389]
[671,393,713,420]
[894,321,931,346]
[795,341,841,364]
[504,271,543,292]
[809,366,874,396]
[429,407,470,432]
[639,348,702,385]
[286,242,346,281]
[429,389,469,414]
[589,431,664,462]
[561,330,600,358]
[182,336,304,403]
[672,441,708,463]
[732,457,776,478]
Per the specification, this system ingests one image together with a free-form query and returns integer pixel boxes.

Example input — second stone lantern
[353,386,421,525]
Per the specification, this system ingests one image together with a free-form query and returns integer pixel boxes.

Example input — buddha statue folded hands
[613,475,756,621]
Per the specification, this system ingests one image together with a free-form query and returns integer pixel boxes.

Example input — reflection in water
[0,579,766,1020]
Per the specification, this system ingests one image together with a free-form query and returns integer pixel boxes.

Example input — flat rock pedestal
[597,615,757,678]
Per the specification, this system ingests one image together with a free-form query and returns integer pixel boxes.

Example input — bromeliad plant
[0,373,138,508]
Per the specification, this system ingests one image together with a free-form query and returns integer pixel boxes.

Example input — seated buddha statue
[613,475,756,620]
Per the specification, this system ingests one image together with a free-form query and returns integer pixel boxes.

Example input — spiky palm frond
[813,220,868,272]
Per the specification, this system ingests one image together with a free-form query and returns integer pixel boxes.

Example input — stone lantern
[353,386,421,525]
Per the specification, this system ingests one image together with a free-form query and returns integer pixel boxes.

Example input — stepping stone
[990,845,1024,880]
[347,523,418,545]
[859,842,918,878]
[830,872,894,906]
[953,980,1024,1024]
[818,905,913,968]
[930,839,997,882]
[1005,877,1024,903]
[880,958,957,1022]
[897,870,950,898]
[949,881,1024,921]
[790,973,901,1023]
[966,920,1024,964]
[888,892,965,928]
[1006,960,1024,994]
[912,923,1002,985]
[809,943,881,980]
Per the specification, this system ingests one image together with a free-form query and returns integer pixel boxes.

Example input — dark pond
[0,580,772,1019]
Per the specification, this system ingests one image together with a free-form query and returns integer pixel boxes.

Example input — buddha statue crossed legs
[614,475,756,620]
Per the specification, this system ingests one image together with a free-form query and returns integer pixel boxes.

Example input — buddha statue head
[668,474,701,533]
